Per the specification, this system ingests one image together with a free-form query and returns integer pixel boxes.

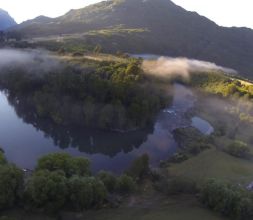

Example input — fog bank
[142,57,237,78]
[0,49,61,74]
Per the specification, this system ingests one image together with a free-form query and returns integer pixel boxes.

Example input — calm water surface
[191,116,214,135]
[0,84,194,173]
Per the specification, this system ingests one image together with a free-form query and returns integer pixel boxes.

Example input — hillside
[0,9,16,30]
[12,0,253,78]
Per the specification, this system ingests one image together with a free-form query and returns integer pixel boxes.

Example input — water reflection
[191,116,214,135]
[0,84,194,173]
[8,92,152,154]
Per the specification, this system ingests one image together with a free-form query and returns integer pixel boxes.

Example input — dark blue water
[0,84,193,173]
[191,116,214,135]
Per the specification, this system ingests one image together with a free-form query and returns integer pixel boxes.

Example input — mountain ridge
[0,9,16,30]
[11,0,253,77]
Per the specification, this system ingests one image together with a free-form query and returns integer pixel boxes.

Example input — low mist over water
[0,49,61,74]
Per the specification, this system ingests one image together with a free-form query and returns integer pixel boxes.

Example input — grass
[2,195,225,220]
[3,184,225,220]
[70,196,224,220]
[1,197,225,220]
[167,88,253,186]
[56,52,129,70]
[86,28,148,37]
[168,147,253,186]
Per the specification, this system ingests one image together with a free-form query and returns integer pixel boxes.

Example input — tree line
[0,56,170,131]
[0,151,150,213]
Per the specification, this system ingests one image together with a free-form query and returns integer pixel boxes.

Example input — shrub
[126,154,150,179]
[226,141,250,158]
[97,171,117,192]
[169,153,189,163]
[68,176,107,209]
[25,170,68,211]
[68,176,93,210]
[117,174,136,194]
[200,179,253,219]
[0,152,6,165]
[90,178,107,207]
[173,127,211,155]
[0,165,24,210]
[36,153,90,177]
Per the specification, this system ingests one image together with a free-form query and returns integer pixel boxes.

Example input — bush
[68,176,107,210]
[169,153,189,163]
[126,154,150,179]
[117,174,136,194]
[173,127,211,155]
[25,170,68,211]
[68,176,93,210]
[97,171,117,192]
[36,153,90,177]
[90,178,107,207]
[0,165,23,210]
[0,152,6,165]
[226,141,250,158]
[200,179,253,219]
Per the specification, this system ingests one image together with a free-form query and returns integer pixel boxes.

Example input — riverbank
[2,181,225,220]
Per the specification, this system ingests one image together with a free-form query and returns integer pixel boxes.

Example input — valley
[1,0,253,220]
[1,50,253,220]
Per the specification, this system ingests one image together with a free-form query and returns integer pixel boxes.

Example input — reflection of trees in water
[7,93,151,157]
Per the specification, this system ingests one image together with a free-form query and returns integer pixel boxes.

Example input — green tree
[226,141,250,158]
[97,171,117,193]
[117,174,136,194]
[0,165,24,210]
[126,154,150,179]
[26,170,68,211]
[90,177,107,207]
[68,176,94,210]
[200,179,253,219]
[36,153,90,177]
[125,61,141,76]
[0,152,6,165]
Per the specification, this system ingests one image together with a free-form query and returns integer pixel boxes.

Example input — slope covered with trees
[0,9,16,30]
[13,0,253,78]
[0,54,169,131]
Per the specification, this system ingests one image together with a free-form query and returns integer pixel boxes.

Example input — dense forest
[0,54,169,131]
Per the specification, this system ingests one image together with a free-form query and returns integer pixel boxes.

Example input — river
[0,84,206,173]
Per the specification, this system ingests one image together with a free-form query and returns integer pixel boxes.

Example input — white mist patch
[142,57,237,78]
[0,49,61,74]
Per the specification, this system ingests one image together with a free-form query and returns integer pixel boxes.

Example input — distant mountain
[13,0,253,77]
[0,9,16,30]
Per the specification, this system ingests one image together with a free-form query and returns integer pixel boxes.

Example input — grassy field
[63,196,225,220]
[167,90,253,186]
[168,148,253,185]
[2,183,226,220]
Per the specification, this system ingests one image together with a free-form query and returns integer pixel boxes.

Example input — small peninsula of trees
[0,55,169,131]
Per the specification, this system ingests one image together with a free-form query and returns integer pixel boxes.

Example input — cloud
[142,56,237,79]
[0,49,61,74]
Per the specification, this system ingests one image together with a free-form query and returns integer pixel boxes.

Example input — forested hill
[12,0,253,77]
[0,9,16,30]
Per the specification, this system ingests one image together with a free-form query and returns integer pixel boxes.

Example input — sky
[0,0,252,29]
